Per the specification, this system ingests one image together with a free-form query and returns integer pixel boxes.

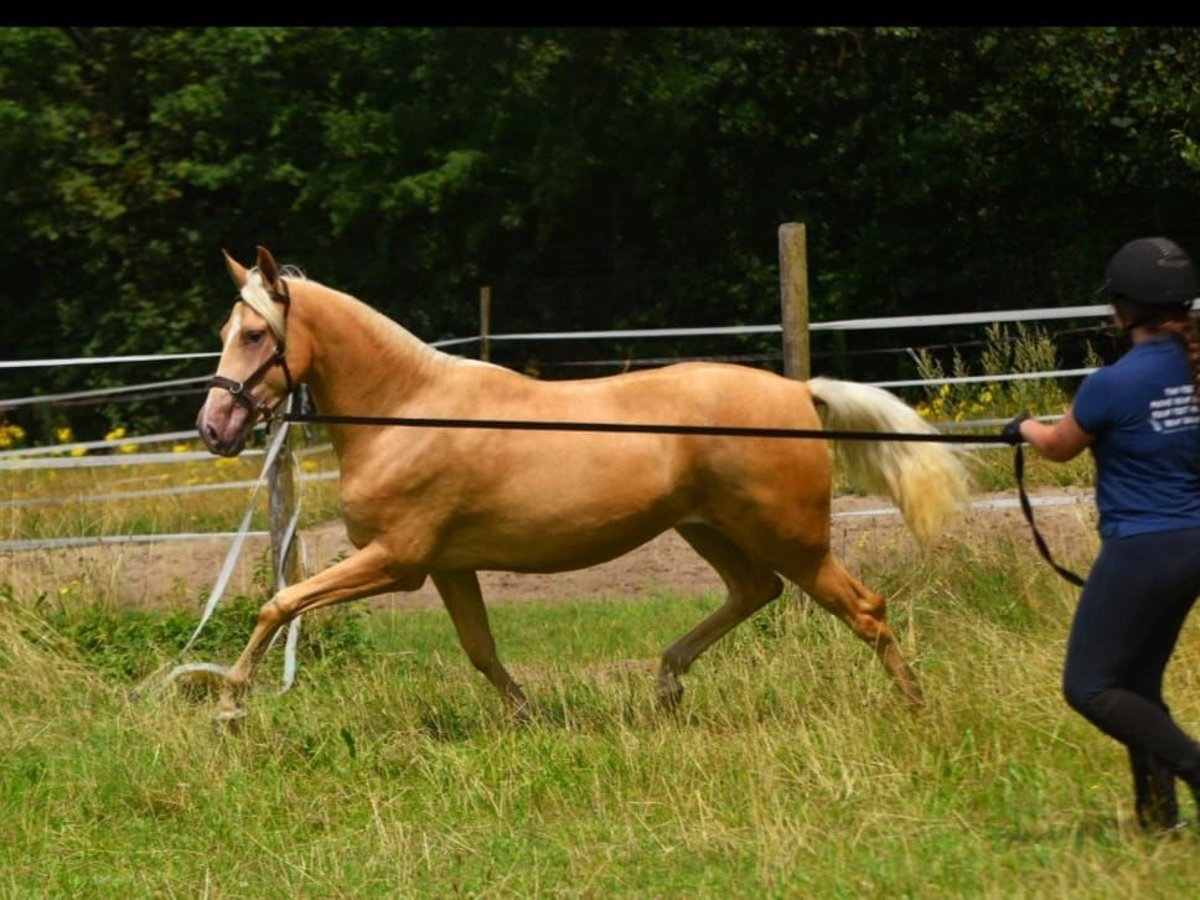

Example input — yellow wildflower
[0,423,26,448]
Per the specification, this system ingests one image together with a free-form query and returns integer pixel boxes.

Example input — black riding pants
[1062,527,1200,781]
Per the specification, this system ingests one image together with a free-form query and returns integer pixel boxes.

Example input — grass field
[4,532,1200,898]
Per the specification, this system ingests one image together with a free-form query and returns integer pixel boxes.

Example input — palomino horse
[198,246,970,724]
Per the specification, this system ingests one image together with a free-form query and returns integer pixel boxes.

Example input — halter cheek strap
[207,282,295,421]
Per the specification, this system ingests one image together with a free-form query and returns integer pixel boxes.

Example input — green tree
[2,27,1198,438]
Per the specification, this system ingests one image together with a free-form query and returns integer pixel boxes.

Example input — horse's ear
[255,245,282,290]
[222,249,248,288]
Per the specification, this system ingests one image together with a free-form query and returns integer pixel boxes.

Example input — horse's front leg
[216,543,416,725]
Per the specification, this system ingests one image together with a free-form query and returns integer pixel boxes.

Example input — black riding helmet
[1101,236,1197,308]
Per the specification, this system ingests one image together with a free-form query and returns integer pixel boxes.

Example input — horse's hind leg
[656,523,784,710]
[431,570,529,718]
[782,551,925,706]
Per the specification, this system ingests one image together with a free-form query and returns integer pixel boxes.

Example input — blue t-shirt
[1072,337,1200,538]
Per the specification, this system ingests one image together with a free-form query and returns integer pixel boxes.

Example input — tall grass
[3,534,1199,898]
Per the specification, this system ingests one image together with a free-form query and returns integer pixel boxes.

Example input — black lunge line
[1012,442,1086,586]
[283,410,1084,587]
[285,411,984,443]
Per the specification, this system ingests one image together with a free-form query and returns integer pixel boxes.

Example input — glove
[1001,412,1032,445]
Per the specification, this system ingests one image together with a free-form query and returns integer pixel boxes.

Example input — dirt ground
[4,487,1098,613]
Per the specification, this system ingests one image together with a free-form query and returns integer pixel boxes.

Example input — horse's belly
[434,510,678,573]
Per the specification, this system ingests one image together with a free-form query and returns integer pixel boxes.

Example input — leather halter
[207,281,295,421]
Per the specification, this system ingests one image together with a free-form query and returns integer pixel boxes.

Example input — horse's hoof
[505,691,533,724]
[901,679,927,707]
[655,673,684,712]
[213,705,248,731]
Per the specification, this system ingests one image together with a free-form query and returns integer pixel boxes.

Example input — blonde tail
[807,377,971,546]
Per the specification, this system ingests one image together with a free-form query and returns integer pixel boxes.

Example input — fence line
[0,351,221,370]
[0,422,327,462]
[0,449,265,471]
[0,489,1090,554]
[870,368,1095,389]
[2,469,339,509]
[0,428,201,460]
[0,301,1115,426]
[1,365,1096,414]
[3,297,1095,555]
[0,531,271,552]
[2,375,211,409]
[1,300,1125,376]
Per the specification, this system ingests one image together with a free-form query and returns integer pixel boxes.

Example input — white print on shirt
[1148,384,1200,433]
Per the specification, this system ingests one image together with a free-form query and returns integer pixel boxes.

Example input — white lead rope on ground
[179,421,290,655]
[264,492,307,693]
[275,515,312,694]
[133,415,306,701]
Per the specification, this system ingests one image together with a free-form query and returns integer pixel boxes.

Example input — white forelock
[237,267,297,340]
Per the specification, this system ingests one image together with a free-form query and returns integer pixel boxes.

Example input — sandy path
[3,488,1097,613]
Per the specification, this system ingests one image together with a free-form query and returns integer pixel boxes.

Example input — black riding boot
[1178,746,1200,824]
[1129,746,1180,833]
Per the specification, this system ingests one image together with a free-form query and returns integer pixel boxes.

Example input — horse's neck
[294,281,455,424]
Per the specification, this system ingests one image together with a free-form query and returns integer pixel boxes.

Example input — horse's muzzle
[196,397,251,457]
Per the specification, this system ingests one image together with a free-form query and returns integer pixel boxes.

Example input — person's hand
[1001,412,1032,445]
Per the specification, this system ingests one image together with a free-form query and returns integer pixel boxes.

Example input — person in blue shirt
[1004,236,1200,835]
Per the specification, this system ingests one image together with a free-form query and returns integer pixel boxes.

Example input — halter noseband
[207,281,295,421]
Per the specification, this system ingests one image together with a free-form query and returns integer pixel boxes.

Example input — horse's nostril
[204,423,220,444]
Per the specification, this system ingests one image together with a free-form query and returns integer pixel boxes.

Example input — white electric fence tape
[0,449,265,471]
[0,351,220,369]
[0,469,337,512]
[0,428,200,459]
[1,531,268,551]
[0,299,1136,374]
[2,375,213,409]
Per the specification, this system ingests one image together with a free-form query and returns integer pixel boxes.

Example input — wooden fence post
[268,406,300,594]
[480,285,492,362]
[778,223,810,381]
[778,223,813,612]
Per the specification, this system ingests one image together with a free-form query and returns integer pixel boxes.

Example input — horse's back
[467,359,823,431]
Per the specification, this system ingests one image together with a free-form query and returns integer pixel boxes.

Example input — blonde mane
[242,262,467,372]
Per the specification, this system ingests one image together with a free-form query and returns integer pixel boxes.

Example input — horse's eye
[245,330,266,345]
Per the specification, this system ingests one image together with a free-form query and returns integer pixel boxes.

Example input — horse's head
[196,245,296,456]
